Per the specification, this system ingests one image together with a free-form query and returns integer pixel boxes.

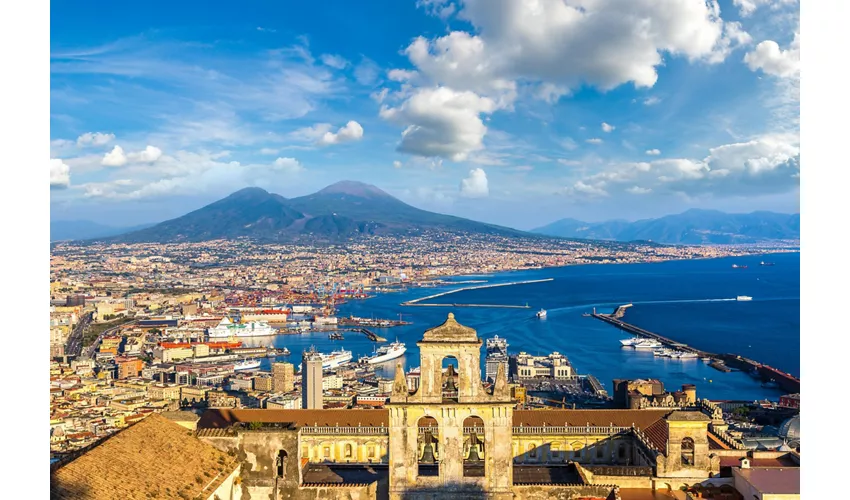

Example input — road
[63,312,93,359]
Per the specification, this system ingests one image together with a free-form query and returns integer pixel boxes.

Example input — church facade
[197,313,747,499]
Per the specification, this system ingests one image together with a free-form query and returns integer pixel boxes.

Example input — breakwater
[401,278,554,308]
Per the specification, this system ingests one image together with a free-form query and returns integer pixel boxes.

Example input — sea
[244,252,800,402]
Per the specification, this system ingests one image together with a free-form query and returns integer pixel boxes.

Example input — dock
[356,328,387,343]
[591,311,708,356]
[591,305,801,394]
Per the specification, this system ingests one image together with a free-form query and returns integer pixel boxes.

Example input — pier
[356,328,387,343]
[591,305,801,393]
[401,278,553,308]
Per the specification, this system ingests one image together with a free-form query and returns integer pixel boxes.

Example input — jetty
[590,305,801,393]
[401,278,553,309]
[356,328,387,343]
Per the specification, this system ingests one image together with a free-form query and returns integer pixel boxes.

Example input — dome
[778,414,800,441]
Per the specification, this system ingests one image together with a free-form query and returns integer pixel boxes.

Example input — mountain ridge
[532,209,800,244]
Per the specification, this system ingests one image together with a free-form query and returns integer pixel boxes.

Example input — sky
[49,0,800,230]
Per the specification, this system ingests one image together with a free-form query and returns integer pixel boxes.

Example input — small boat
[536,309,547,319]
[281,347,291,356]
[731,264,748,269]
[329,333,344,340]
[737,296,753,301]
[760,261,775,266]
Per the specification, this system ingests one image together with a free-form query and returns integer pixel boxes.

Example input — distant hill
[532,209,800,244]
[108,181,534,243]
[50,220,155,242]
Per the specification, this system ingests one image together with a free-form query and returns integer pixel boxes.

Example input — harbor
[591,304,801,394]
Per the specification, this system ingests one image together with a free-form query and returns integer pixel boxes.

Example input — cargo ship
[207,317,277,338]
[359,341,407,365]
[298,349,353,371]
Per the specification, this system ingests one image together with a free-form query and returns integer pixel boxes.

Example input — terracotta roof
[512,409,674,430]
[719,456,798,468]
[707,431,730,450]
[735,467,800,494]
[198,408,389,428]
[51,414,238,500]
[641,418,669,452]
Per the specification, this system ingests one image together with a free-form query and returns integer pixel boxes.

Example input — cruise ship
[359,341,406,365]
[298,349,353,371]
[233,358,262,371]
[737,296,753,301]
[207,317,276,338]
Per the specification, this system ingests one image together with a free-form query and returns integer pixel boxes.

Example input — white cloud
[398,0,746,105]
[101,145,127,167]
[259,148,279,155]
[417,0,457,20]
[626,186,652,194]
[601,122,615,133]
[127,145,162,163]
[317,121,364,146]
[388,69,418,82]
[271,157,305,173]
[557,159,582,167]
[562,180,608,198]
[320,54,349,69]
[643,97,662,106]
[572,133,799,198]
[354,57,381,86]
[460,168,489,198]
[559,138,579,151]
[50,159,70,189]
[393,160,403,169]
[744,32,800,78]
[76,132,115,147]
[380,87,497,161]
[256,26,277,33]
[586,138,603,145]
[733,0,797,17]
[371,88,389,103]
[646,149,661,155]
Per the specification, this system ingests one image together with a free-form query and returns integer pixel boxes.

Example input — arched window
[441,357,459,401]
[344,443,353,459]
[418,416,439,477]
[276,450,288,477]
[681,437,695,466]
[463,416,485,477]
[529,443,537,459]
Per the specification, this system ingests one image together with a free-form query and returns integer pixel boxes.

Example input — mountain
[532,209,800,244]
[50,220,156,242]
[108,181,533,243]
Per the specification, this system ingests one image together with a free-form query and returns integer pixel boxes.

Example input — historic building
[183,313,794,499]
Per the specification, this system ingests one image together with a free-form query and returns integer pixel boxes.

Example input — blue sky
[49,0,800,229]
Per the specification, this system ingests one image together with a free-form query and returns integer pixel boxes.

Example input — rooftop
[735,467,800,494]
[420,312,480,343]
[51,414,238,500]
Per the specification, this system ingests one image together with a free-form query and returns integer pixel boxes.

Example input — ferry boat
[632,338,663,349]
[619,337,641,347]
[207,317,276,338]
[298,349,353,371]
[359,341,407,365]
[233,358,262,371]
[737,296,753,301]
[536,309,547,319]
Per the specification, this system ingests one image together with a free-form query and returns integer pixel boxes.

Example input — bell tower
[388,313,514,499]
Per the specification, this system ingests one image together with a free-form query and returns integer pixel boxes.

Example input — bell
[466,432,483,462]
[420,441,436,464]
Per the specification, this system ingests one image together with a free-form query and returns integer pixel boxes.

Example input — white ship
[298,349,353,371]
[536,309,547,319]
[633,338,663,349]
[233,358,262,371]
[207,317,276,338]
[620,337,640,347]
[360,341,407,365]
[737,296,753,301]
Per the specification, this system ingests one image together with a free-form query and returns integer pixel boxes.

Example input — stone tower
[388,313,513,499]
[659,411,712,477]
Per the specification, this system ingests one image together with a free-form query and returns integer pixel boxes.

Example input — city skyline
[50,0,800,228]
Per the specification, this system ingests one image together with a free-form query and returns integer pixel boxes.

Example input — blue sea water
[246,252,799,402]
